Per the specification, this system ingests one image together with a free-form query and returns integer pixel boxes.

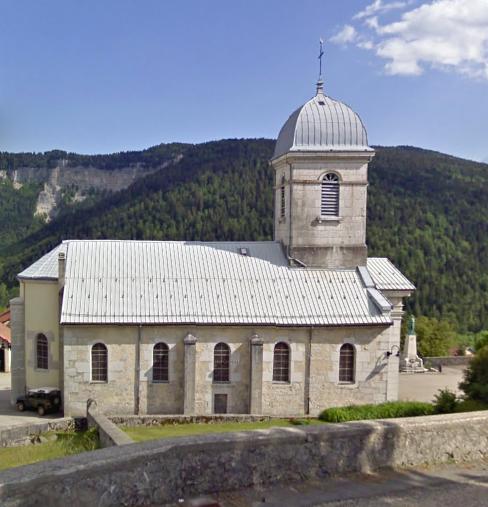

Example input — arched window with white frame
[153,342,169,382]
[213,343,230,382]
[36,334,48,370]
[91,343,108,382]
[273,342,290,382]
[321,173,340,217]
[339,343,355,383]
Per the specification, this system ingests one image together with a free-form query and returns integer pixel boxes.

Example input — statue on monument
[407,315,416,336]
[401,315,426,373]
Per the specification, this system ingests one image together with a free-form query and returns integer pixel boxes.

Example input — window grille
[91,343,108,382]
[273,342,290,382]
[36,334,48,370]
[213,343,230,382]
[321,173,340,216]
[153,342,169,382]
[339,344,355,383]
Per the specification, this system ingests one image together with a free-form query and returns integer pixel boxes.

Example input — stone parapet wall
[1,411,487,506]
[0,418,74,447]
[87,406,133,448]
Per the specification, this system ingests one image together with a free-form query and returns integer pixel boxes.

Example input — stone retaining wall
[110,414,285,427]
[0,411,487,506]
[425,356,472,368]
[0,418,74,447]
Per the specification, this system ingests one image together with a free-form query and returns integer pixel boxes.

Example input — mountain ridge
[0,139,487,331]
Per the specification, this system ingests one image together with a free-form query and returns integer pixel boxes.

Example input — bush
[474,331,488,352]
[455,399,488,413]
[459,345,488,403]
[433,388,458,414]
[318,401,434,423]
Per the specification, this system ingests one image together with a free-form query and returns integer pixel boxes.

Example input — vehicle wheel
[37,405,45,416]
[16,402,25,412]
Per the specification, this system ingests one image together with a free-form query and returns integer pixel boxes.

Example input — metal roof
[18,243,67,281]
[273,84,372,159]
[366,258,416,291]
[56,240,393,327]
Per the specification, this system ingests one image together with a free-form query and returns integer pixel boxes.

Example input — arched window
[91,343,108,382]
[153,342,169,382]
[321,173,340,217]
[339,344,355,383]
[213,343,230,382]
[280,176,286,218]
[273,342,290,382]
[36,334,48,370]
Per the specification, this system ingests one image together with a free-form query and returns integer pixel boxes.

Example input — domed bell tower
[271,67,375,269]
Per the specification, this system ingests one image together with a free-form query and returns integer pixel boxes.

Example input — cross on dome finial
[316,38,325,95]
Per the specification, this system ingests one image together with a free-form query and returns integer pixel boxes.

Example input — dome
[273,81,372,159]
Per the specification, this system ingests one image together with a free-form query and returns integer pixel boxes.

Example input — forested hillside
[0,139,487,332]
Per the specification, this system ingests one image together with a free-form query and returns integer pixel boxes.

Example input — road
[0,372,61,430]
[399,365,465,403]
[180,461,488,507]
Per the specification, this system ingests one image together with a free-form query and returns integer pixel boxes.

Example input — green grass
[319,401,435,423]
[0,429,100,471]
[122,418,324,442]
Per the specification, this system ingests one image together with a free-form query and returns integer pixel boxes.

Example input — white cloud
[330,25,357,45]
[330,0,488,80]
[353,0,410,20]
[365,16,380,30]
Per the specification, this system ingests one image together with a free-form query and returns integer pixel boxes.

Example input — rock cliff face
[0,158,176,220]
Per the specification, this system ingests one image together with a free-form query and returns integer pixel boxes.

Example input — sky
[1,0,487,162]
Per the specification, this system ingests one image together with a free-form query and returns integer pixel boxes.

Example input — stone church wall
[63,326,137,416]
[62,323,398,418]
[308,326,395,414]
[138,328,185,415]
[273,154,371,268]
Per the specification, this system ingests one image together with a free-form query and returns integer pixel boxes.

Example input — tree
[415,316,456,357]
[0,283,9,311]
[474,331,488,352]
[459,346,488,403]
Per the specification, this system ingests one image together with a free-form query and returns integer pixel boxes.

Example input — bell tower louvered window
[321,173,340,217]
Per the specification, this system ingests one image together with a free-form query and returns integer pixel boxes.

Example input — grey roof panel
[273,90,373,159]
[18,243,67,280]
[56,240,392,326]
[367,258,415,291]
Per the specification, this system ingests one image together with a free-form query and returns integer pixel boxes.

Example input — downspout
[305,327,313,415]
[134,325,141,415]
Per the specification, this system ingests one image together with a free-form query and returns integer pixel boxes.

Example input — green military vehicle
[16,388,62,416]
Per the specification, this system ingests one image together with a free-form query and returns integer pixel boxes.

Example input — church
[10,75,414,417]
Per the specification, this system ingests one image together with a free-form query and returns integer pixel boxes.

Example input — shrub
[318,401,434,423]
[455,399,488,413]
[474,331,488,352]
[433,388,458,414]
[459,345,488,403]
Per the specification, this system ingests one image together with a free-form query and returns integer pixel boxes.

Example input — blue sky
[1,0,487,161]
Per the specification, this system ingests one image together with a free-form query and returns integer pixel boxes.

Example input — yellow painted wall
[24,280,60,389]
